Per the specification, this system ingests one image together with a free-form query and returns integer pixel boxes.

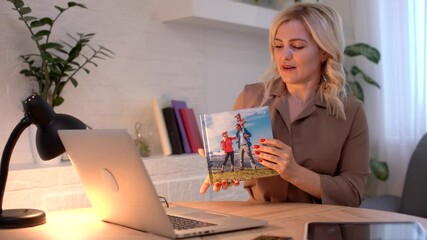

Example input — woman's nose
[280,47,292,60]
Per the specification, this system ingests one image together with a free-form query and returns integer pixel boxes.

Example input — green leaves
[19,16,37,22]
[18,6,31,15]
[20,69,33,77]
[9,0,114,108]
[54,6,66,13]
[55,2,87,13]
[37,17,54,26]
[68,2,87,9]
[350,66,381,89]
[70,77,78,87]
[68,44,83,62]
[40,51,53,61]
[7,0,24,8]
[30,18,52,28]
[346,81,364,102]
[370,159,389,181]
[8,0,34,24]
[53,96,64,107]
[34,30,50,37]
[41,42,64,50]
[345,43,380,64]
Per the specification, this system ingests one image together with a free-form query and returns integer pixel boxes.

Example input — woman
[200,3,369,207]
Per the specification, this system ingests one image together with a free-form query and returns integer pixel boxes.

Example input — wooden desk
[1,201,426,240]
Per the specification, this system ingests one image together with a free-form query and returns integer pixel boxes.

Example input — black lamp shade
[23,94,87,160]
[36,114,86,160]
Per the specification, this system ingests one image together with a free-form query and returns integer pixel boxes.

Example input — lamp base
[0,209,46,228]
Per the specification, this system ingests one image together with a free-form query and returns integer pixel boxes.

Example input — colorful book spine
[162,107,184,154]
[171,100,192,153]
[151,99,172,156]
[179,108,203,153]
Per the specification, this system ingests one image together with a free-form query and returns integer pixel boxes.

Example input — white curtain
[352,0,427,196]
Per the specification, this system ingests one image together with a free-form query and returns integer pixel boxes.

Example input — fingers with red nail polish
[234,180,240,186]
[214,182,221,192]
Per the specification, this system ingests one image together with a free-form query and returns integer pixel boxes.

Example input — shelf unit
[156,0,278,35]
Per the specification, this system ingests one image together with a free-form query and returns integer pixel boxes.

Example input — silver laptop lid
[59,129,176,238]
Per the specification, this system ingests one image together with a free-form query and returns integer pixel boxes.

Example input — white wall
[0,0,271,165]
[1,0,364,210]
[0,0,356,166]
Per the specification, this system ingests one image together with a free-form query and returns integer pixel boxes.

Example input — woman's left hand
[254,138,322,199]
[254,138,300,180]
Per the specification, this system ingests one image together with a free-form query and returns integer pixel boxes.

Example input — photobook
[200,106,278,183]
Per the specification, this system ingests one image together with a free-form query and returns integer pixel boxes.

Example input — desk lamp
[0,94,86,228]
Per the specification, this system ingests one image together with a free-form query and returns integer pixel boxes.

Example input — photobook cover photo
[200,106,278,183]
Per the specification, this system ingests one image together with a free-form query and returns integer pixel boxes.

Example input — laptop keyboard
[168,215,217,230]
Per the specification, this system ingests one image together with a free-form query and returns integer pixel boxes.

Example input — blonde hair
[261,3,347,119]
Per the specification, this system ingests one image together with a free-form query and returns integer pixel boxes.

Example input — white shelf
[156,0,278,36]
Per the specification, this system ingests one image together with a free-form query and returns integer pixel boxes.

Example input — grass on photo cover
[210,168,277,183]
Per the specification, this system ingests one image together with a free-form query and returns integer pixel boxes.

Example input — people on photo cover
[220,131,236,172]
[199,3,369,207]
[234,113,246,128]
[235,124,257,171]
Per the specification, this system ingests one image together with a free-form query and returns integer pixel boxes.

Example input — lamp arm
[0,116,32,213]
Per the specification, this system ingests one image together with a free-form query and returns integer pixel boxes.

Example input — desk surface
[1,201,426,240]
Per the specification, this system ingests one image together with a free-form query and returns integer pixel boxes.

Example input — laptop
[58,129,266,239]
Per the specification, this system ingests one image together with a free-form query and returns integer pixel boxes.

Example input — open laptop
[58,129,266,239]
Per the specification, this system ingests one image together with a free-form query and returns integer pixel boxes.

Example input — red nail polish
[222,180,227,186]
[260,138,265,142]
[258,159,263,163]
[215,182,220,188]
[255,151,260,155]
[254,145,260,149]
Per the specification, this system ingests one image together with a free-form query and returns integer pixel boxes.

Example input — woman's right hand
[198,148,240,194]
[199,175,240,194]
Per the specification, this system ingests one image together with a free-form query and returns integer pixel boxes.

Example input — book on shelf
[151,99,172,156]
[162,107,184,154]
[179,108,203,153]
[171,100,192,153]
[199,106,278,183]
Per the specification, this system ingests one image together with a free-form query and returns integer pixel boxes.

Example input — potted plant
[8,0,113,164]
[7,0,114,109]
[344,43,389,197]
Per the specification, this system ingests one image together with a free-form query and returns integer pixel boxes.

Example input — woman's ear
[321,51,328,63]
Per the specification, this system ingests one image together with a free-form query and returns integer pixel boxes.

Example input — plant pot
[28,125,62,165]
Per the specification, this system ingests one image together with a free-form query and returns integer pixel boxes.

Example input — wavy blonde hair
[261,3,347,119]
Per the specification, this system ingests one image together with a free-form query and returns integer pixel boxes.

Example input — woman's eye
[274,45,284,49]
[292,45,304,50]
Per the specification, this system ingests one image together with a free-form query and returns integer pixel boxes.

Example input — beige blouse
[233,78,370,207]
